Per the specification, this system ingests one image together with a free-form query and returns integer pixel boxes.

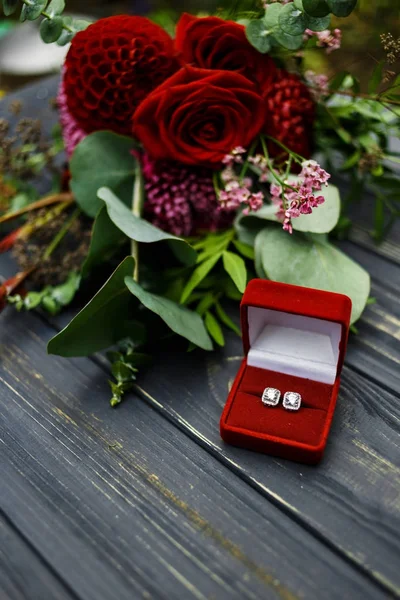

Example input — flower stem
[42,207,81,260]
[131,164,144,282]
[0,192,74,225]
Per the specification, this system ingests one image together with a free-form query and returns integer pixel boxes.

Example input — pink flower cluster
[305,28,342,54]
[271,160,330,234]
[219,148,265,215]
[305,70,330,101]
[141,154,235,236]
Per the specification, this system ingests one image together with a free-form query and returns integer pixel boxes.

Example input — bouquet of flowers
[0,0,399,405]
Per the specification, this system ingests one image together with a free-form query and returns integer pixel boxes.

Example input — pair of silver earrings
[262,388,302,411]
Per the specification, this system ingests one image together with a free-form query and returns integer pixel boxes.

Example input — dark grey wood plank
[0,512,75,600]
[0,312,385,600]
[1,75,400,598]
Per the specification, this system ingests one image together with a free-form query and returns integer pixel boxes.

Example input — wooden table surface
[1,77,399,600]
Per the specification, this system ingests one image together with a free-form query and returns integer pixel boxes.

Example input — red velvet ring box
[220,279,352,464]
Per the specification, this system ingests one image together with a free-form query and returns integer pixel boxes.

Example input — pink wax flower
[305,28,342,54]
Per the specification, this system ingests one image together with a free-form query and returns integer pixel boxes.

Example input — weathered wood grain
[0,311,386,600]
[0,512,75,600]
[1,75,400,600]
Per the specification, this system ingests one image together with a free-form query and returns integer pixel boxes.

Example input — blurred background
[0,0,399,94]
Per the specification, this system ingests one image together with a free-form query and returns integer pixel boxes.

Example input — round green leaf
[20,0,47,21]
[272,29,304,50]
[3,0,19,16]
[304,12,331,31]
[40,16,63,43]
[263,2,282,28]
[46,0,65,16]
[70,131,137,218]
[245,20,272,53]
[279,3,307,36]
[326,0,357,17]
[303,0,330,17]
[256,227,370,323]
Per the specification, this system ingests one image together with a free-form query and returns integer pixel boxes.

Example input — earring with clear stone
[262,387,281,407]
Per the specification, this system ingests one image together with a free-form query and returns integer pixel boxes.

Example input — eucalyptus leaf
[302,0,330,17]
[40,16,63,43]
[205,311,224,347]
[222,251,247,293]
[125,277,213,351]
[48,257,145,357]
[56,17,73,45]
[304,12,331,31]
[256,227,370,323]
[271,29,304,50]
[98,187,196,266]
[70,131,137,218]
[279,3,307,36]
[3,0,19,16]
[81,205,125,279]
[263,2,282,28]
[254,230,269,279]
[46,0,65,16]
[245,20,271,53]
[326,0,357,17]
[20,0,47,21]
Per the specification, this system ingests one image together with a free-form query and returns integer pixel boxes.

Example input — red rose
[132,67,265,167]
[175,14,277,92]
[263,70,315,160]
[63,16,180,136]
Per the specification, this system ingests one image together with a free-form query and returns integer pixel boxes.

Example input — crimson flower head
[133,67,265,167]
[175,14,277,92]
[63,16,181,136]
[263,70,315,160]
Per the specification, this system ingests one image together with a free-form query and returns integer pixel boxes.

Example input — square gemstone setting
[262,387,281,407]
[283,391,302,411]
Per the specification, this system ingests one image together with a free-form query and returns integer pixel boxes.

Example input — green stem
[42,207,81,260]
[131,164,144,282]
[239,139,258,181]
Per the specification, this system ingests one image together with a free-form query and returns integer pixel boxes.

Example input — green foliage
[107,340,151,407]
[125,277,213,351]
[326,0,358,17]
[245,19,272,53]
[245,0,358,52]
[70,132,137,218]
[48,257,145,357]
[222,251,247,293]
[8,271,81,315]
[0,0,90,43]
[40,16,63,43]
[302,0,330,18]
[205,311,225,346]
[98,187,196,267]
[254,226,370,324]
[3,0,19,16]
[81,206,125,279]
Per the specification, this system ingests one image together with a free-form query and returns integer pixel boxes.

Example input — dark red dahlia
[63,16,181,136]
[263,70,315,161]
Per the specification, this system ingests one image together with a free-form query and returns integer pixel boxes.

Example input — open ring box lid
[220,279,352,464]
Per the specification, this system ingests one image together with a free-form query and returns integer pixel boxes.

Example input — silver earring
[283,392,302,411]
[262,387,281,407]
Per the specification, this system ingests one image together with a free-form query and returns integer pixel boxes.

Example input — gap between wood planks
[18,301,397,599]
